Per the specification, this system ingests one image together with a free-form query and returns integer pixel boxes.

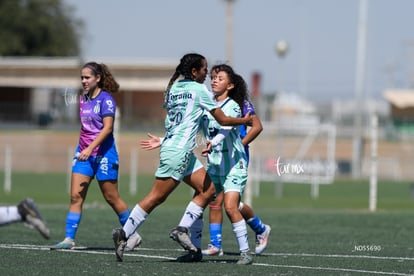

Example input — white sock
[190,217,204,249]
[178,201,204,228]
[123,204,148,238]
[232,220,249,253]
[0,206,21,225]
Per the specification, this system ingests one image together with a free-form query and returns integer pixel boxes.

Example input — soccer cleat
[201,244,224,256]
[255,224,271,255]
[18,198,50,239]
[112,228,127,262]
[236,251,253,265]
[169,226,197,252]
[176,248,202,262]
[125,232,142,251]
[55,238,75,249]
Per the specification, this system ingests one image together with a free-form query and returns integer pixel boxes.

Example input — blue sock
[65,212,81,240]
[209,223,222,248]
[247,215,266,235]
[118,209,131,226]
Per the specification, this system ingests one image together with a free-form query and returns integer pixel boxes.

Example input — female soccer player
[54,62,141,250]
[202,65,271,257]
[195,65,255,264]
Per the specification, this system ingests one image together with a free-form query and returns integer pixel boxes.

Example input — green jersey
[201,97,248,176]
[163,79,217,151]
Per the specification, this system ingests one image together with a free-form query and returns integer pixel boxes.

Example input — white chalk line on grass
[1,244,413,276]
[253,263,414,276]
[0,244,175,260]
[264,252,414,262]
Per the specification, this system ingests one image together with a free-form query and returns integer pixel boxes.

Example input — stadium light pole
[274,40,289,198]
[352,0,368,179]
[274,39,289,117]
[275,39,289,92]
[224,0,235,65]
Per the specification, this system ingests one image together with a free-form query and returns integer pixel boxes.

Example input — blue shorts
[155,147,203,181]
[72,145,119,181]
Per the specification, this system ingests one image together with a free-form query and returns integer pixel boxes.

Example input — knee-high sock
[209,223,222,248]
[65,212,81,240]
[246,215,266,235]
[190,217,203,249]
[123,204,147,238]
[232,220,249,253]
[178,201,204,228]
[0,206,20,225]
[118,209,130,226]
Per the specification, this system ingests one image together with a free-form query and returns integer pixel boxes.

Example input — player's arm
[210,108,251,126]
[201,128,231,156]
[241,114,263,146]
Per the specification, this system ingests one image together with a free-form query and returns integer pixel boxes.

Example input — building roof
[384,89,414,108]
[0,57,176,91]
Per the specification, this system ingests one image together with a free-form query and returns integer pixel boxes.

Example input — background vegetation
[0,0,82,56]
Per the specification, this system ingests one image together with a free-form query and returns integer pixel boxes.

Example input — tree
[0,0,83,56]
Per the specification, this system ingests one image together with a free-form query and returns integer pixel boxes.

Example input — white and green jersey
[201,97,248,176]
[163,79,218,151]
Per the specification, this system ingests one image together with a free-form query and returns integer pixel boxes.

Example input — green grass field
[0,173,413,275]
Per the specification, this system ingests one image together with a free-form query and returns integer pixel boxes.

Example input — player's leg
[99,179,142,251]
[17,198,50,239]
[0,200,50,239]
[173,160,215,262]
[95,149,142,251]
[123,177,179,237]
[113,176,179,261]
[223,191,252,265]
[114,147,191,261]
[202,191,224,256]
[96,148,129,218]
[183,166,215,209]
[239,202,271,255]
[0,206,21,225]
[55,172,92,249]
[173,167,215,256]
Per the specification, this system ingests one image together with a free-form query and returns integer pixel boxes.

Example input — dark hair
[210,64,249,112]
[164,53,206,107]
[82,62,120,93]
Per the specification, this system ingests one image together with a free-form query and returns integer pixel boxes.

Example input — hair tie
[84,64,101,76]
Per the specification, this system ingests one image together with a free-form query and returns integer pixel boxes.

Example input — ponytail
[163,53,205,108]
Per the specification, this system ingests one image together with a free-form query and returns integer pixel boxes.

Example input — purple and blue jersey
[240,100,256,161]
[78,90,116,156]
[240,100,256,139]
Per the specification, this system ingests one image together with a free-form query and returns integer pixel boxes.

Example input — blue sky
[65,0,414,102]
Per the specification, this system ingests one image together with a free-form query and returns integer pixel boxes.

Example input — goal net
[245,115,336,203]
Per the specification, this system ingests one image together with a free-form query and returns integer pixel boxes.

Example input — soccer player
[202,64,271,257]
[0,198,50,239]
[54,62,141,250]
[112,53,251,263]
[195,65,255,264]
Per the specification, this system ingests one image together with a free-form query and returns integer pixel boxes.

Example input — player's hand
[78,148,92,160]
[243,111,252,126]
[201,141,212,157]
[140,133,161,150]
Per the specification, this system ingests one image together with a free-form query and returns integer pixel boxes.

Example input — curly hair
[210,64,249,112]
[82,62,120,93]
